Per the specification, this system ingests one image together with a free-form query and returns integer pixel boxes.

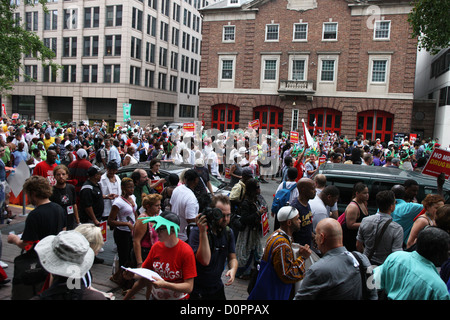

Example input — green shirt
[374,251,450,300]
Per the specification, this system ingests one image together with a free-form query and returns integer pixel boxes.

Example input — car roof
[317,163,450,189]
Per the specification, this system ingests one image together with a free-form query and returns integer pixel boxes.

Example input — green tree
[409,0,450,54]
[0,0,58,94]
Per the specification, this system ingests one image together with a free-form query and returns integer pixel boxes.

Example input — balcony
[278,80,315,100]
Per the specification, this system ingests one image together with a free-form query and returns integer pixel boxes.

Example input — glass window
[321,60,335,81]
[323,23,337,40]
[264,60,277,80]
[372,60,387,82]
[265,24,279,41]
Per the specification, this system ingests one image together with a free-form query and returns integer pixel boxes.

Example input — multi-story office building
[2,0,203,128]
[199,0,418,142]
[414,48,450,148]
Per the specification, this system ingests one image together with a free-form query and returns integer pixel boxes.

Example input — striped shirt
[262,229,307,284]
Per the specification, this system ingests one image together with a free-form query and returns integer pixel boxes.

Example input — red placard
[318,155,326,166]
[422,148,450,180]
[151,180,164,193]
[261,210,270,237]
[248,119,260,129]
[290,131,299,144]
[183,123,195,132]
[99,221,107,242]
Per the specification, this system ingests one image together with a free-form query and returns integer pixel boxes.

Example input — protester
[68,148,93,199]
[308,185,340,234]
[340,182,369,252]
[131,168,151,210]
[356,190,404,265]
[248,206,311,300]
[406,194,445,250]
[170,169,199,242]
[123,211,197,300]
[99,161,121,222]
[290,178,315,246]
[188,195,238,300]
[78,166,104,226]
[374,227,450,300]
[294,218,377,300]
[50,165,79,230]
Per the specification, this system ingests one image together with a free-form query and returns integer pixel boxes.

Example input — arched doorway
[307,108,342,135]
[211,104,240,132]
[253,106,284,132]
[356,110,394,142]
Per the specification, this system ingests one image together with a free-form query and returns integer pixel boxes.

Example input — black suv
[314,163,450,215]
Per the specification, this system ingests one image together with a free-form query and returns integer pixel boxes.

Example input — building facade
[2,0,203,128]
[199,0,417,142]
[414,47,450,148]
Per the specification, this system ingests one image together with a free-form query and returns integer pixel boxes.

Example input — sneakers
[0,261,8,269]
[0,279,11,286]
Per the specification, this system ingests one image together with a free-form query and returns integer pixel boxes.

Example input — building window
[26,12,38,31]
[322,22,337,40]
[84,7,100,28]
[160,22,169,41]
[320,60,335,81]
[265,24,279,41]
[374,21,390,40]
[104,65,120,83]
[180,105,195,118]
[106,5,122,27]
[221,60,233,79]
[170,75,178,92]
[24,65,37,82]
[291,60,305,80]
[161,0,170,16]
[157,103,175,117]
[146,42,156,63]
[63,37,77,57]
[145,70,155,88]
[82,65,98,83]
[44,10,58,30]
[223,25,235,42]
[132,8,143,31]
[83,36,99,57]
[147,15,157,36]
[130,37,142,60]
[171,51,178,70]
[104,35,121,56]
[430,49,450,78]
[64,8,78,30]
[158,72,167,89]
[159,47,167,67]
[308,108,341,136]
[371,60,387,82]
[43,65,57,82]
[293,23,307,41]
[44,38,57,57]
[129,66,141,85]
[264,60,277,80]
[180,78,188,93]
[253,106,283,132]
[62,65,76,83]
[172,27,179,46]
[173,3,180,22]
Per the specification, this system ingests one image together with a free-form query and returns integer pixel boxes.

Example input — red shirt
[143,239,197,300]
[33,161,57,186]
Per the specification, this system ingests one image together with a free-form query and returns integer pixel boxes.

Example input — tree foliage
[408,0,450,54]
[0,0,58,94]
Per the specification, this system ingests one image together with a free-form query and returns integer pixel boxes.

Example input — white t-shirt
[308,195,330,232]
[275,181,299,205]
[112,195,137,232]
[170,184,199,241]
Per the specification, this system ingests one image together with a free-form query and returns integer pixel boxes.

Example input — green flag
[123,103,132,121]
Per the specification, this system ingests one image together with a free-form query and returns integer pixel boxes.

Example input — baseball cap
[277,206,299,222]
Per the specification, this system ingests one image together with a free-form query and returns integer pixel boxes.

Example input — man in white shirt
[308,185,340,233]
[170,169,200,241]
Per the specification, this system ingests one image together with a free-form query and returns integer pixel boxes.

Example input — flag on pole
[302,119,315,149]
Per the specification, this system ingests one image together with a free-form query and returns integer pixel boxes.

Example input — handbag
[247,236,292,300]
[12,249,48,300]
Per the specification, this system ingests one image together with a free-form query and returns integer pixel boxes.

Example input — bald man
[290,178,315,246]
[294,218,377,300]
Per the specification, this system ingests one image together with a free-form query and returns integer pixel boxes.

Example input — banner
[123,103,132,121]
[302,119,315,148]
[422,148,450,180]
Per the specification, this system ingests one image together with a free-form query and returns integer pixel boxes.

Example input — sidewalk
[0,205,250,300]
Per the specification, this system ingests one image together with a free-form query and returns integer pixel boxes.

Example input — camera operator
[188,195,238,300]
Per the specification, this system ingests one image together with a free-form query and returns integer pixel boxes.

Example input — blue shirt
[391,199,423,244]
[374,251,450,300]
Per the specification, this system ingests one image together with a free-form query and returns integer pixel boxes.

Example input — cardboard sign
[290,131,299,144]
[318,155,326,166]
[225,167,231,179]
[151,180,164,193]
[261,210,270,237]
[99,221,108,242]
[422,148,450,180]
[183,123,195,132]
[248,119,260,129]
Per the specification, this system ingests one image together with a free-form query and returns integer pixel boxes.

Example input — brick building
[198,0,417,142]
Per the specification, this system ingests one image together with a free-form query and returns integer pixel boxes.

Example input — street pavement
[0,177,279,300]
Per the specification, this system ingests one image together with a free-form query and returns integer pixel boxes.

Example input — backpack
[351,251,373,300]
[271,181,297,215]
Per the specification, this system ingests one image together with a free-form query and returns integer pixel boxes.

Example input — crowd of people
[0,117,449,300]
